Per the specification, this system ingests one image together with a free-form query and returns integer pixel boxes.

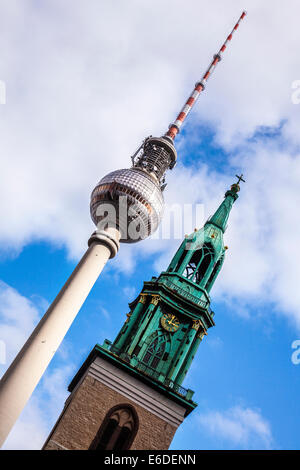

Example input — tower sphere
[90,167,164,244]
[89,8,247,245]
[90,136,177,244]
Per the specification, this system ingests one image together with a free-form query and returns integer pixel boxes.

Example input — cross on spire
[235,174,245,185]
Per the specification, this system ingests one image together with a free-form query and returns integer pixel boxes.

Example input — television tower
[0,11,246,447]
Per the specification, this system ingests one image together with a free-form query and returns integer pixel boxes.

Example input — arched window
[206,255,224,292]
[142,332,167,369]
[173,246,188,272]
[89,404,139,450]
[183,243,214,285]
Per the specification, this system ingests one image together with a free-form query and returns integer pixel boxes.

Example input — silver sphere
[90,168,164,243]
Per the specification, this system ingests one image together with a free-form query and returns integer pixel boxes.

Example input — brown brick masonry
[43,374,177,450]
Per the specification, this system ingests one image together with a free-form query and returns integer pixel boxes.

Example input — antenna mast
[165,11,247,141]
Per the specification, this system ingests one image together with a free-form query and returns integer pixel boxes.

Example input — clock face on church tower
[161,313,180,332]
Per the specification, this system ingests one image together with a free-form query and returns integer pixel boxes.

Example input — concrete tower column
[0,227,120,448]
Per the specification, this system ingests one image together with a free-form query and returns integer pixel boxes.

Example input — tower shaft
[0,228,120,447]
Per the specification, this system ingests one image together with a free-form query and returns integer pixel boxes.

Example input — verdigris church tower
[43,179,242,451]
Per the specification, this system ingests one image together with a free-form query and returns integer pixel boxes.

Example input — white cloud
[1,396,49,450]
[123,286,136,300]
[99,305,110,320]
[215,142,300,329]
[198,405,274,449]
[0,1,300,329]
[2,364,72,450]
[205,335,224,349]
[0,281,42,368]
[0,280,75,449]
[142,141,300,329]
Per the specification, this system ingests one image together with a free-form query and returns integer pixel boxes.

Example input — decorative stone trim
[125,313,132,323]
[87,356,187,428]
[150,294,160,306]
[191,319,201,330]
[139,294,148,304]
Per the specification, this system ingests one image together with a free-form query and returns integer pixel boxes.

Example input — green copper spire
[205,174,244,233]
[99,177,243,404]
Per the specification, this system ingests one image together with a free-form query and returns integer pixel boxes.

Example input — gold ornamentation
[139,294,147,304]
[150,294,160,306]
[197,328,207,340]
[161,313,180,332]
[125,313,132,323]
[192,319,202,330]
[209,228,219,240]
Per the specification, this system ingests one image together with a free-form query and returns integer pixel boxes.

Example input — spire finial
[230,173,245,193]
[235,174,245,185]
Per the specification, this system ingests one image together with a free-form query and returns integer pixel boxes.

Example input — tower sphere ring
[90,168,164,244]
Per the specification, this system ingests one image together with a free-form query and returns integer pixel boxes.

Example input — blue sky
[1,0,300,450]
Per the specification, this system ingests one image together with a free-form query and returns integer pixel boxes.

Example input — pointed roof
[205,175,244,233]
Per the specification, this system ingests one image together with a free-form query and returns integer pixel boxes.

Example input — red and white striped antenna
[165,11,247,141]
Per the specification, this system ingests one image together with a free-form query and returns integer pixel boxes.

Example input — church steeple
[206,174,244,233]
[167,175,243,294]
[108,177,243,389]
[42,177,243,451]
